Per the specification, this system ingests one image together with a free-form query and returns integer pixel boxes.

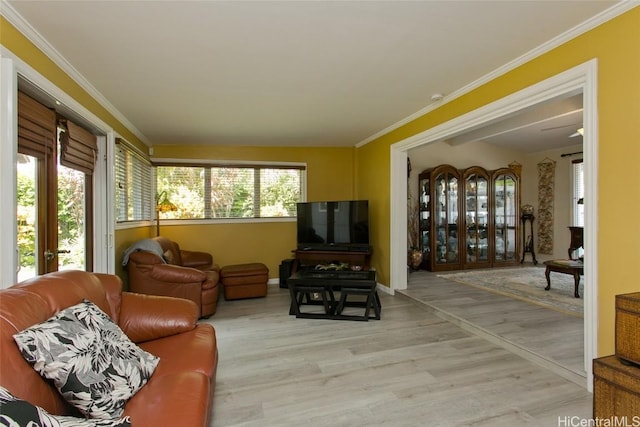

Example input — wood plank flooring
[399,269,585,385]
[205,280,591,426]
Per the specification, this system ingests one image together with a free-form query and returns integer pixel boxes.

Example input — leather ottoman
[220,263,269,300]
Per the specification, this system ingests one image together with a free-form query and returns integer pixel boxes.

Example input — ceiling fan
[569,127,584,137]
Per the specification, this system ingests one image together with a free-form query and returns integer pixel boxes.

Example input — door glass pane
[465,174,488,263]
[494,174,517,261]
[17,154,38,282]
[57,163,86,271]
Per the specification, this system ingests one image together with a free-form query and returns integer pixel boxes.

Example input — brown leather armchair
[126,237,220,318]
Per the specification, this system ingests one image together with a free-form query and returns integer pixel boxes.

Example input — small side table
[520,213,537,265]
[543,260,584,298]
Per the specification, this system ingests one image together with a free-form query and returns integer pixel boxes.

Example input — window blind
[58,119,97,175]
[115,139,153,222]
[572,159,584,226]
[17,91,56,158]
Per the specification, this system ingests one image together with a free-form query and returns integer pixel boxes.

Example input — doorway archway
[389,59,598,391]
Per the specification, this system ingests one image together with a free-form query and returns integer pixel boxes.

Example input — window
[115,139,153,222]
[155,163,305,219]
[572,160,584,226]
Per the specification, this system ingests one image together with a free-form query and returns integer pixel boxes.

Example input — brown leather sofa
[0,270,217,426]
[126,237,220,317]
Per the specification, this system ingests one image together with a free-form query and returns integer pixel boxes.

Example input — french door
[16,91,92,281]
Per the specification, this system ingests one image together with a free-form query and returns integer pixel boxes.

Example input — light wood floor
[399,268,585,385]
[206,280,591,426]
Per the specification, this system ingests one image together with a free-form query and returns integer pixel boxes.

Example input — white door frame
[389,59,598,391]
[0,48,116,286]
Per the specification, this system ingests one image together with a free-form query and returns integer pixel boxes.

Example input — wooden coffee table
[543,260,584,298]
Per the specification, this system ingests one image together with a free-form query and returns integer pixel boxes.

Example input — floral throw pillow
[0,385,131,426]
[13,300,159,420]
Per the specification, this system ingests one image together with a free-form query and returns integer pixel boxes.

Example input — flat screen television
[296,200,370,251]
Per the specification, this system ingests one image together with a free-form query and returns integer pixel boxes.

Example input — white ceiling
[5,1,618,149]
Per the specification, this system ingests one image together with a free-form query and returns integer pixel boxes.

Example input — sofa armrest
[180,249,213,270]
[144,263,207,283]
[129,250,165,265]
[119,292,199,343]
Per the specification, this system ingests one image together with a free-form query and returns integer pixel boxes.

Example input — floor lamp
[156,191,178,237]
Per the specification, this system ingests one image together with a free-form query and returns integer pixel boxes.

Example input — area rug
[437,267,583,316]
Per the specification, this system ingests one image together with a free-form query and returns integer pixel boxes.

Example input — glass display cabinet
[419,165,461,271]
[463,167,490,268]
[492,168,519,265]
[417,164,519,271]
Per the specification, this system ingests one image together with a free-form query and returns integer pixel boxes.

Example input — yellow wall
[114,144,355,285]
[355,8,640,356]
[4,8,640,356]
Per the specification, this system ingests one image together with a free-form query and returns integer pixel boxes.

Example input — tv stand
[292,248,372,273]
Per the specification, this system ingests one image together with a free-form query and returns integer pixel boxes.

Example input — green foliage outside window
[156,165,303,219]
[17,170,36,268]
[16,159,85,270]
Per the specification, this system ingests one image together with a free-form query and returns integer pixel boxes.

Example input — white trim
[357,1,634,147]
[0,57,18,288]
[0,47,111,134]
[389,146,408,292]
[150,157,307,168]
[376,282,393,296]
[0,0,150,146]
[93,135,109,273]
[390,60,598,392]
[582,61,599,388]
[0,47,117,279]
[115,216,296,231]
[105,131,117,274]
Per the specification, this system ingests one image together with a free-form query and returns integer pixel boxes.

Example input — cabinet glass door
[464,171,489,265]
[435,171,459,266]
[418,175,430,268]
[494,171,518,262]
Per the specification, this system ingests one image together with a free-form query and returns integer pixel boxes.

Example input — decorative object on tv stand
[156,191,178,236]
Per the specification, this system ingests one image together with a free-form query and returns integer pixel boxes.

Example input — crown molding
[357,1,638,148]
[0,0,150,146]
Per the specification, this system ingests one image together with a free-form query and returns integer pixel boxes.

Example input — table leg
[288,284,300,315]
[544,267,551,291]
[573,272,580,298]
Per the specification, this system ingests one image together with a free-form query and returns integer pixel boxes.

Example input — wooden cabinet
[418,164,520,271]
